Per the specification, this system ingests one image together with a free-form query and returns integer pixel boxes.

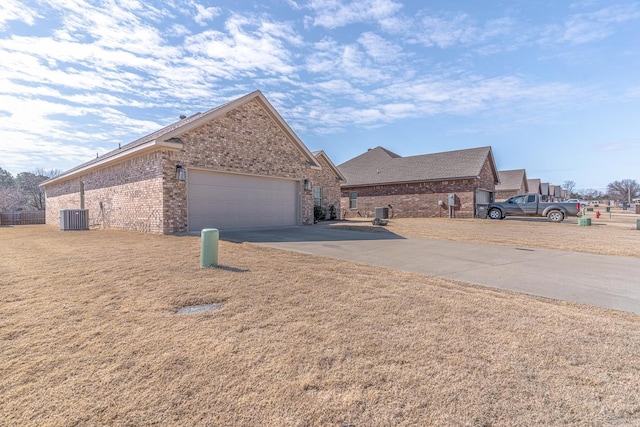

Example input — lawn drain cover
[177,304,222,314]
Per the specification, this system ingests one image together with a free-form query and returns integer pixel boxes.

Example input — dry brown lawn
[1,225,639,426]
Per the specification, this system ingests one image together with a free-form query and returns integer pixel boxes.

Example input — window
[349,191,357,209]
[527,195,536,203]
[314,186,322,207]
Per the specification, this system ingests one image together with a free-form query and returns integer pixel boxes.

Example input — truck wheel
[547,210,564,222]
[488,208,502,220]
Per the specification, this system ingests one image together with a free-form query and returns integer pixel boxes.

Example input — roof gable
[338,146,498,187]
[527,179,542,194]
[43,90,320,186]
[540,182,550,196]
[496,169,528,192]
[312,150,346,181]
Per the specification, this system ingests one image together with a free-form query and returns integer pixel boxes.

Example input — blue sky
[1,0,639,191]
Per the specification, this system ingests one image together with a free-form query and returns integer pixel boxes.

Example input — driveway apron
[221,226,640,314]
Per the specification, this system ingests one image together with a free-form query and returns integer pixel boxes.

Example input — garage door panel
[188,170,299,231]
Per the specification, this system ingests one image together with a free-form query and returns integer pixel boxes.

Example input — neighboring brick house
[311,151,346,220]
[338,146,499,219]
[527,178,542,195]
[495,169,529,201]
[541,182,550,201]
[41,90,339,234]
[549,185,562,202]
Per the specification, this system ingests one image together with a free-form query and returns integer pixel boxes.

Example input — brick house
[41,90,342,234]
[338,146,499,219]
[541,182,550,201]
[495,169,529,201]
[549,185,562,202]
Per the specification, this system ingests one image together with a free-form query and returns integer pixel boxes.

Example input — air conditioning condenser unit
[60,209,89,231]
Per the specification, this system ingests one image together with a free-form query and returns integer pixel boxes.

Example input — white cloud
[193,3,220,26]
[316,79,356,94]
[410,12,516,49]
[596,139,640,153]
[305,37,395,83]
[416,12,477,48]
[0,0,38,30]
[357,32,403,63]
[308,0,403,29]
[381,102,416,119]
[284,72,583,135]
[535,3,640,47]
[184,14,299,76]
[561,4,640,44]
[626,87,640,99]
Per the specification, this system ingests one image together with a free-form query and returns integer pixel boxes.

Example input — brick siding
[45,151,165,233]
[162,99,318,232]
[310,154,342,220]
[340,157,496,219]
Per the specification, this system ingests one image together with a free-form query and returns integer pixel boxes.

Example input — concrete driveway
[220,226,640,314]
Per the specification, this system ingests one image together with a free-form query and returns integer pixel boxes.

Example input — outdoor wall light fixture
[176,165,186,181]
[304,179,312,191]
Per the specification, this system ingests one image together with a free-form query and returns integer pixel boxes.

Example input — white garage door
[188,170,299,231]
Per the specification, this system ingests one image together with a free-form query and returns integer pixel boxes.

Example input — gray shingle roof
[496,169,527,192]
[527,179,542,194]
[541,182,549,195]
[338,146,496,186]
[42,90,322,186]
[55,107,224,179]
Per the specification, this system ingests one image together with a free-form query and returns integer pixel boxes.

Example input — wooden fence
[0,211,46,225]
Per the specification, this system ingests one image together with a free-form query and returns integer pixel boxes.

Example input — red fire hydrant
[595,211,601,219]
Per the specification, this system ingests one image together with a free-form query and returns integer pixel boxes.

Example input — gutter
[340,176,480,188]
[40,139,183,187]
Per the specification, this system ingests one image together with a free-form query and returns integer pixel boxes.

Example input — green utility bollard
[578,217,591,226]
[200,228,219,268]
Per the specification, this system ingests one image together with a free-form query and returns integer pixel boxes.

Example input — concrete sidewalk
[221,226,640,314]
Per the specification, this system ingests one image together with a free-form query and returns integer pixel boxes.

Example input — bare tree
[563,180,576,197]
[0,167,62,212]
[32,168,62,179]
[0,167,15,188]
[607,179,640,204]
[0,167,18,211]
[15,172,48,211]
[0,187,23,211]
[582,189,605,201]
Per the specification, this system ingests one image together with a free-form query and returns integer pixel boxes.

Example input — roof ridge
[339,145,496,186]
[377,146,401,158]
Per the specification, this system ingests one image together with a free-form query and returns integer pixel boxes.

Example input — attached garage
[41,90,343,234]
[188,170,300,231]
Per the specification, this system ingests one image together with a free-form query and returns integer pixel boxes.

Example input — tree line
[564,179,640,203]
[0,167,61,212]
